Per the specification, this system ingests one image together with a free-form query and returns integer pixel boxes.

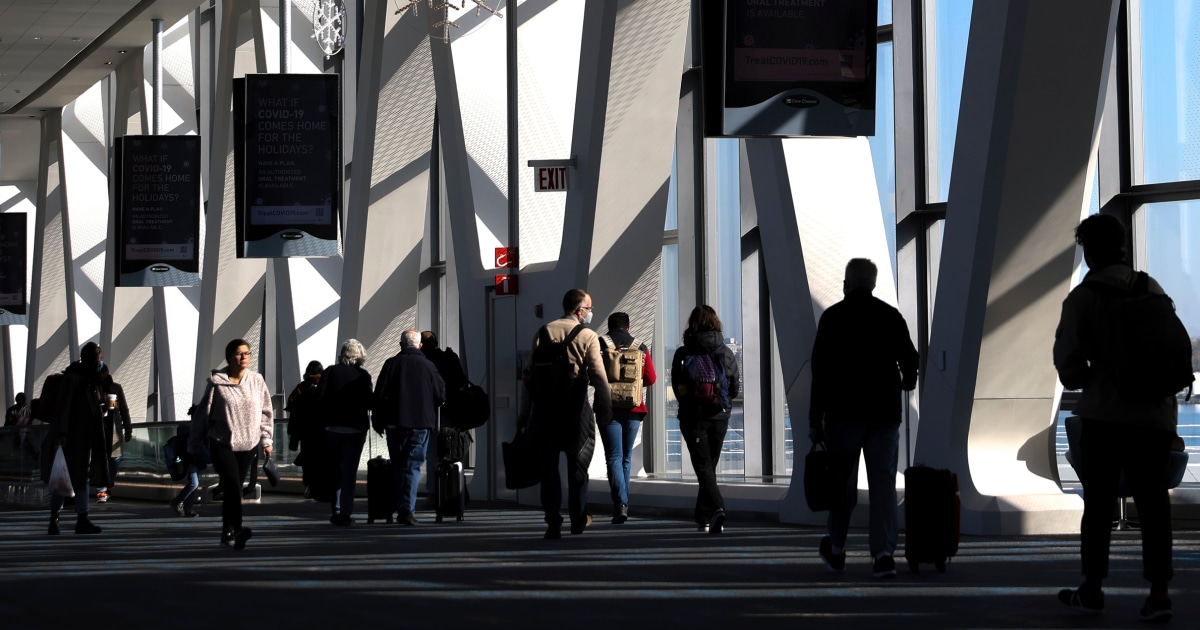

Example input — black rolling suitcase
[367,456,396,524]
[902,464,960,573]
[435,460,466,523]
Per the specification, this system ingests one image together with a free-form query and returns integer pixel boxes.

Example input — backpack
[1083,272,1195,403]
[438,426,474,464]
[529,324,586,406]
[679,352,731,414]
[601,336,645,410]
[443,382,490,430]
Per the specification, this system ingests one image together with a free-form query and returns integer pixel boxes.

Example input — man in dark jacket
[47,342,112,535]
[1052,214,1177,621]
[809,258,918,578]
[373,330,446,525]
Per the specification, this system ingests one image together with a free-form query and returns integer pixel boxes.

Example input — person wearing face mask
[527,289,612,539]
[45,342,111,535]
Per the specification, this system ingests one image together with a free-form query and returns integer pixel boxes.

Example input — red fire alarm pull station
[495,273,518,295]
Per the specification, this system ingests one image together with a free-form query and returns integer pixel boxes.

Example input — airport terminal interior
[1,0,1199,540]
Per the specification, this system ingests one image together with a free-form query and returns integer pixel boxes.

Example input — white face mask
[581,310,593,325]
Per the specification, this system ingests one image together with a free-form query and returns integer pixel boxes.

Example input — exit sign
[534,166,568,192]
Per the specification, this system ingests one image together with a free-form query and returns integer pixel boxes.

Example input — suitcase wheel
[935,559,947,573]
[908,559,919,574]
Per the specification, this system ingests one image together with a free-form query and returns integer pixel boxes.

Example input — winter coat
[808,289,918,429]
[189,370,274,454]
[1053,262,1179,432]
[529,317,613,469]
[318,363,373,432]
[49,361,113,488]
[373,347,446,431]
[671,330,740,422]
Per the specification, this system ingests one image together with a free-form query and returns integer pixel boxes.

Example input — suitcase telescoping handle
[903,389,912,470]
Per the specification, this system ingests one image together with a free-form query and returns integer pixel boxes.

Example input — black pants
[680,417,728,525]
[210,443,255,537]
[1078,419,1174,584]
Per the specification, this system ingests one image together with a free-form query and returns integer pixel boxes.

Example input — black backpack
[529,324,585,406]
[1083,272,1195,403]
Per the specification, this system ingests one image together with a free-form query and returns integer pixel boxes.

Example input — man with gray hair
[317,339,373,525]
[374,330,446,525]
[809,258,918,578]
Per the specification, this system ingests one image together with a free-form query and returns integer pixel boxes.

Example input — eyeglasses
[234,351,252,358]
[579,305,593,312]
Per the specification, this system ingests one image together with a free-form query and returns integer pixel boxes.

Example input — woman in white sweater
[189,338,274,549]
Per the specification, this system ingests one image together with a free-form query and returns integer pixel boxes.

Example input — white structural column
[339,3,435,375]
[26,112,74,397]
[195,0,269,390]
[918,0,1119,534]
[61,83,110,362]
[744,137,897,524]
[104,52,156,422]
[0,182,37,405]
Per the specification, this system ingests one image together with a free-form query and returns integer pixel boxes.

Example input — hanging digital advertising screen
[0,212,26,324]
[702,0,878,137]
[234,74,341,258]
[114,135,202,287]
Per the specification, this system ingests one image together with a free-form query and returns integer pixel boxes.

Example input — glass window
[869,41,897,267]
[879,0,892,26]
[1142,201,1199,457]
[1136,1,1200,184]
[662,242,681,473]
[714,138,745,476]
[927,0,973,202]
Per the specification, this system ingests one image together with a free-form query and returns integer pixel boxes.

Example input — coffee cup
[106,394,118,409]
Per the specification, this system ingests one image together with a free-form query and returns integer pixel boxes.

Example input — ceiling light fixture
[118,50,127,54]
[105,61,113,65]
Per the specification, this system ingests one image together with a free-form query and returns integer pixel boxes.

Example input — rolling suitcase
[366,456,396,524]
[435,460,466,523]
[902,464,960,573]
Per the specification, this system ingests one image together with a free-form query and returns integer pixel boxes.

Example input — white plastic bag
[48,446,75,498]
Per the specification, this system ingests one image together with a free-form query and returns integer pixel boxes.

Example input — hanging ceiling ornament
[313,0,347,57]
[394,0,503,44]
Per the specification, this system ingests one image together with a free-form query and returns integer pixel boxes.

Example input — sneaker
[612,504,628,525]
[330,514,354,526]
[570,514,593,535]
[697,523,709,533]
[182,507,199,518]
[818,536,846,573]
[709,509,726,535]
[1058,587,1104,614]
[399,513,419,526]
[170,500,184,516]
[1139,595,1172,622]
[95,491,108,503]
[233,527,252,550]
[872,553,897,578]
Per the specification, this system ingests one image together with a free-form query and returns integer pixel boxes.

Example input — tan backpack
[601,336,645,410]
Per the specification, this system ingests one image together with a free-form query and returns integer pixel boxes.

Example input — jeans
[539,445,589,528]
[387,428,430,516]
[210,442,255,536]
[679,417,727,525]
[1077,419,1174,584]
[174,466,200,509]
[326,429,367,517]
[599,413,642,507]
[824,421,899,557]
